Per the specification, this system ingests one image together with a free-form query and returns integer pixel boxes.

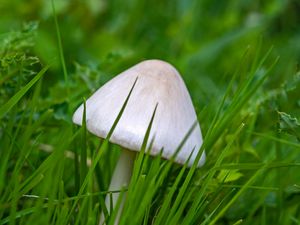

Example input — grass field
[0,0,300,224]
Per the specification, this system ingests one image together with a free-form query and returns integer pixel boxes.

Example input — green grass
[1,0,300,224]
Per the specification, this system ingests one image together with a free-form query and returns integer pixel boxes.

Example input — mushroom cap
[73,59,205,167]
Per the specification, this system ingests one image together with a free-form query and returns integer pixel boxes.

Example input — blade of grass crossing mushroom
[73,124,80,194]
[78,99,94,224]
[130,123,201,224]
[130,103,158,186]
[100,78,140,223]
[119,105,159,224]
[121,119,200,224]
[121,174,147,224]
[133,151,169,224]
[167,121,199,163]
[66,77,138,222]
[138,123,199,224]
[159,124,206,224]
[139,138,156,175]
[106,77,138,139]
[127,160,163,225]
[80,99,88,187]
[122,150,164,225]
[94,139,108,193]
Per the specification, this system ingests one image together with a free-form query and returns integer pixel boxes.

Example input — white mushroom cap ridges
[73,59,205,167]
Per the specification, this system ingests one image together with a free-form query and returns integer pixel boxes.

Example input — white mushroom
[72,59,205,224]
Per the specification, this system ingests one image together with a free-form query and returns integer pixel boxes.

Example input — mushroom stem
[100,148,136,225]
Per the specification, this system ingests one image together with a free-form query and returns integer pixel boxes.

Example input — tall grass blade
[51,0,68,83]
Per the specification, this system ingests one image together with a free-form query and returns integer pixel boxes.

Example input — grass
[1,0,300,225]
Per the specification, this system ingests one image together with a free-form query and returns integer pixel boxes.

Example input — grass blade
[0,66,49,119]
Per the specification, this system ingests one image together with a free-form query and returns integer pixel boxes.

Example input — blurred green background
[0,1,299,89]
[1,0,300,224]
[1,0,300,123]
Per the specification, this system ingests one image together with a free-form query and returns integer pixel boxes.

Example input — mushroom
[72,59,205,224]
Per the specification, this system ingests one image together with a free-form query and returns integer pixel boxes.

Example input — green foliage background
[0,0,300,224]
